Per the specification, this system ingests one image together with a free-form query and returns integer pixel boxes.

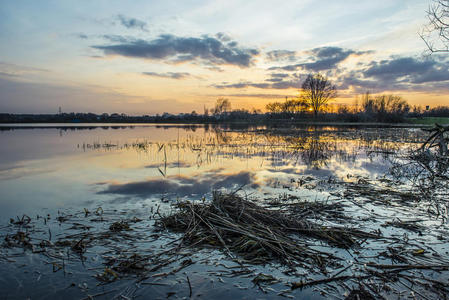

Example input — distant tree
[266,101,284,113]
[361,91,375,115]
[265,96,309,114]
[283,97,308,114]
[361,93,410,122]
[337,104,350,114]
[300,74,337,118]
[421,0,449,53]
[213,98,231,115]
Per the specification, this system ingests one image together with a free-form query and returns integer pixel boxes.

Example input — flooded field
[0,123,448,299]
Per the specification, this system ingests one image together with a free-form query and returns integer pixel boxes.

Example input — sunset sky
[0,0,448,115]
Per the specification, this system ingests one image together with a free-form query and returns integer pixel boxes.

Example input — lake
[0,123,448,299]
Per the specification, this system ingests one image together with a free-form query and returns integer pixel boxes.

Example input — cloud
[116,14,148,31]
[340,56,449,92]
[102,34,130,43]
[0,62,49,77]
[266,50,297,62]
[303,47,356,71]
[269,47,372,72]
[212,72,304,90]
[142,71,193,80]
[0,71,18,78]
[92,34,259,67]
[363,57,449,84]
[213,79,301,90]
[98,171,259,198]
[223,93,293,99]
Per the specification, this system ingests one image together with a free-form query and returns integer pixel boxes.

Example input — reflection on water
[0,124,423,218]
[2,124,447,299]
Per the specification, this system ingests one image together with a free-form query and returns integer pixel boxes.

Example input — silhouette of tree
[300,74,337,118]
[266,97,309,114]
[266,101,284,113]
[421,0,449,53]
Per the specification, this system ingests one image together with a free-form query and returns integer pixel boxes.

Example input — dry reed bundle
[157,192,377,267]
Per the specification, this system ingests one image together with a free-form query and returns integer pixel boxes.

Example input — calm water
[0,124,419,218]
[2,123,447,299]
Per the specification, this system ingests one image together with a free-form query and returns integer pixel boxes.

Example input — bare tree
[213,98,231,115]
[300,74,337,118]
[421,0,449,53]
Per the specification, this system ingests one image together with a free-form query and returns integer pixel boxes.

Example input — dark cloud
[92,34,259,67]
[303,47,356,71]
[363,57,449,84]
[116,14,148,31]
[265,72,290,82]
[338,74,385,92]
[271,73,290,78]
[341,56,449,92]
[266,78,284,82]
[271,80,301,89]
[99,171,259,198]
[268,64,302,72]
[269,47,372,72]
[142,71,192,80]
[77,33,88,39]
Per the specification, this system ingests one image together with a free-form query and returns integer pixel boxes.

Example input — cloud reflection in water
[99,171,259,199]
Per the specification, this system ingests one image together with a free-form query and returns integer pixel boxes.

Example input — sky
[0,0,448,115]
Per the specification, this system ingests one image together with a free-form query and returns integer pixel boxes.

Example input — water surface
[1,123,446,299]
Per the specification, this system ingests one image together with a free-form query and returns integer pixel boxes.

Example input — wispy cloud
[223,93,293,99]
[77,33,88,39]
[0,62,49,78]
[116,14,148,32]
[213,80,300,90]
[142,71,193,80]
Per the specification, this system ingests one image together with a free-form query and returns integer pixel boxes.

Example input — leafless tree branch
[421,0,449,54]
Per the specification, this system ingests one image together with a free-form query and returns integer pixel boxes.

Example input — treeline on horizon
[265,92,449,123]
[0,93,448,124]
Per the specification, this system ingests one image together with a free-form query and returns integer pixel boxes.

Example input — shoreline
[0,121,440,129]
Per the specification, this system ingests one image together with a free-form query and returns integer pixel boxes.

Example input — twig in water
[187,275,192,297]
